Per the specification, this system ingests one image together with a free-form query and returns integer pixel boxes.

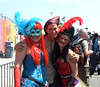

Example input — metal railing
[0,14,14,23]
[0,61,15,87]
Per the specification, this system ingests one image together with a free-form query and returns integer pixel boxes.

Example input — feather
[60,16,83,32]
[14,12,21,25]
[14,12,43,37]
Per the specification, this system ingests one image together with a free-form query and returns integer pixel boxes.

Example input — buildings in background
[0,15,17,52]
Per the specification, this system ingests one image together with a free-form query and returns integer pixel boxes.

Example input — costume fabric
[21,52,46,87]
[55,61,73,87]
[14,12,48,87]
[14,12,43,37]
[53,16,83,87]
[14,67,21,87]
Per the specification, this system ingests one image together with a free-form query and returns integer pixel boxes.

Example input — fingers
[69,54,78,63]
[69,56,77,63]
[16,46,24,52]
[14,42,25,52]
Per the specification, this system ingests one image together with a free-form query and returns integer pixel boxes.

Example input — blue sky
[0,0,100,33]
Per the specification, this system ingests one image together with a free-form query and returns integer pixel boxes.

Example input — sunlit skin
[46,24,59,41]
[30,35,41,44]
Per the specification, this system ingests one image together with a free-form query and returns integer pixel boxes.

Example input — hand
[14,41,25,52]
[68,49,79,63]
[70,52,79,63]
[89,50,93,55]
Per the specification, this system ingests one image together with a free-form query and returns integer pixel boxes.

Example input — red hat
[55,16,83,41]
[44,16,60,35]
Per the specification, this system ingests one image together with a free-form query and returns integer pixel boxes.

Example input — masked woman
[14,12,48,87]
[51,17,83,87]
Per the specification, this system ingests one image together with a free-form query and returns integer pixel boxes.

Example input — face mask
[25,28,42,37]
[31,29,42,36]
[57,34,70,45]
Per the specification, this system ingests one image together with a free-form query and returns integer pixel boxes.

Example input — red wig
[25,22,48,66]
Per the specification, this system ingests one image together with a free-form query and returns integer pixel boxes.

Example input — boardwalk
[0,52,100,87]
[89,73,100,87]
[0,52,15,87]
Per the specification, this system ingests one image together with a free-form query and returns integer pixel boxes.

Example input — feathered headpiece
[14,12,48,66]
[14,12,43,37]
[57,16,83,41]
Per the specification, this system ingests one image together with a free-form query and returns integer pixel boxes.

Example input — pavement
[0,51,100,87]
[0,51,15,87]
[89,73,100,87]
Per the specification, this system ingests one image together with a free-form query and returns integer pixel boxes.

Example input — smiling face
[30,35,41,43]
[58,34,70,47]
[46,24,59,40]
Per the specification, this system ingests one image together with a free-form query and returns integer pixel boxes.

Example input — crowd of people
[13,12,100,87]
[89,32,100,76]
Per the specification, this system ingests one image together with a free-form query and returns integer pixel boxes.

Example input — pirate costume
[51,17,83,87]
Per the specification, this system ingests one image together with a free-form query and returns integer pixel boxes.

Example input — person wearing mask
[14,12,48,87]
[14,16,79,87]
[51,16,83,87]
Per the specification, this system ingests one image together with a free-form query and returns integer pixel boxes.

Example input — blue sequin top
[21,52,46,85]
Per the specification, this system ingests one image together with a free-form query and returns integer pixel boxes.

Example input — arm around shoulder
[15,42,27,68]
[67,49,79,63]
[14,41,26,52]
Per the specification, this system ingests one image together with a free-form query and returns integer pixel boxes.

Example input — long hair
[51,41,69,64]
[52,16,83,63]
[25,22,48,66]
[14,12,48,66]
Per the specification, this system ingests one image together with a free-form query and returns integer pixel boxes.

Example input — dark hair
[51,41,69,65]
[59,27,75,41]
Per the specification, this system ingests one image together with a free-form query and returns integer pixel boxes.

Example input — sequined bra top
[22,52,46,84]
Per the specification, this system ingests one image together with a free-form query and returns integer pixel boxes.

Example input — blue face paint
[25,28,42,37]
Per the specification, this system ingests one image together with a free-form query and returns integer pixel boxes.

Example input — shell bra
[21,52,46,87]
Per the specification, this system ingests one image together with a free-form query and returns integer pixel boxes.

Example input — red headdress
[55,16,83,41]
[25,22,48,66]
